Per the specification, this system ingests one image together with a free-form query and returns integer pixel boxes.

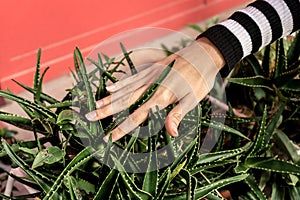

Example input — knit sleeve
[197,0,300,76]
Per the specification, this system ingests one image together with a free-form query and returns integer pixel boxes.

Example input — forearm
[197,0,300,76]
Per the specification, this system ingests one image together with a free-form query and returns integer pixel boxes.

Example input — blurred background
[0,0,250,94]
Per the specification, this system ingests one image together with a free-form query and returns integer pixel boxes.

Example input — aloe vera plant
[0,29,299,200]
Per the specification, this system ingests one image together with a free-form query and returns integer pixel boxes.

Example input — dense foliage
[0,28,299,199]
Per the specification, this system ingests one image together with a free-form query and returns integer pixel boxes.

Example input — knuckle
[129,113,141,126]
[157,89,177,105]
[172,112,182,122]
[166,112,182,124]
[112,127,126,139]
[100,96,111,106]
[96,106,111,119]
[95,110,104,119]
[129,109,148,126]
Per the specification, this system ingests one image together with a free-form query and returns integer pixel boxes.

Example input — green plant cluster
[0,28,299,199]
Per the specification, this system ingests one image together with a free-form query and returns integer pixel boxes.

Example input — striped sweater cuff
[197,25,243,76]
[197,0,299,76]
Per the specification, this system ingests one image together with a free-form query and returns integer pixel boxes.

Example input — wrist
[196,37,225,70]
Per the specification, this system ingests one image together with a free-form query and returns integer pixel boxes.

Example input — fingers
[85,61,170,121]
[165,106,181,137]
[103,105,149,142]
[103,87,177,142]
[108,48,167,80]
[165,93,198,137]
[106,61,168,93]
[85,85,149,121]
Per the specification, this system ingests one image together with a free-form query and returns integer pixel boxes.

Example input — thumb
[165,105,182,137]
[165,94,198,137]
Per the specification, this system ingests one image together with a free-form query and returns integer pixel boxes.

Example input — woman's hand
[85,37,225,142]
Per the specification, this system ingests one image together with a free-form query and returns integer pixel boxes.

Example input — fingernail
[103,135,109,143]
[96,100,103,109]
[171,122,178,137]
[103,134,113,143]
[106,85,116,92]
[85,111,97,121]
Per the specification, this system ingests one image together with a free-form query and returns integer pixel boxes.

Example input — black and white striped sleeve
[197,0,300,76]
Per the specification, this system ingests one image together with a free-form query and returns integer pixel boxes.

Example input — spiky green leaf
[245,54,263,76]
[245,175,267,200]
[0,90,56,119]
[202,120,250,140]
[247,106,267,157]
[93,170,119,200]
[197,142,252,164]
[155,168,171,200]
[33,48,42,90]
[2,138,52,193]
[112,156,153,200]
[274,129,300,163]
[43,146,96,200]
[246,157,300,175]
[120,43,137,75]
[274,39,286,79]
[164,174,248,200]
[287,32,300,66]
[142,114,158,196]
[12,79,58,104]
[280,79,300,92]
[227,76,273,90]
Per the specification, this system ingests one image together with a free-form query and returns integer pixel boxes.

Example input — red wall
[0,0,250,93]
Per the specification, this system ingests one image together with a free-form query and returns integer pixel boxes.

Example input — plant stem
[206,95,249,118]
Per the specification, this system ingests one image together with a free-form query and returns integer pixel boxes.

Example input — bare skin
[86,37,225,142]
